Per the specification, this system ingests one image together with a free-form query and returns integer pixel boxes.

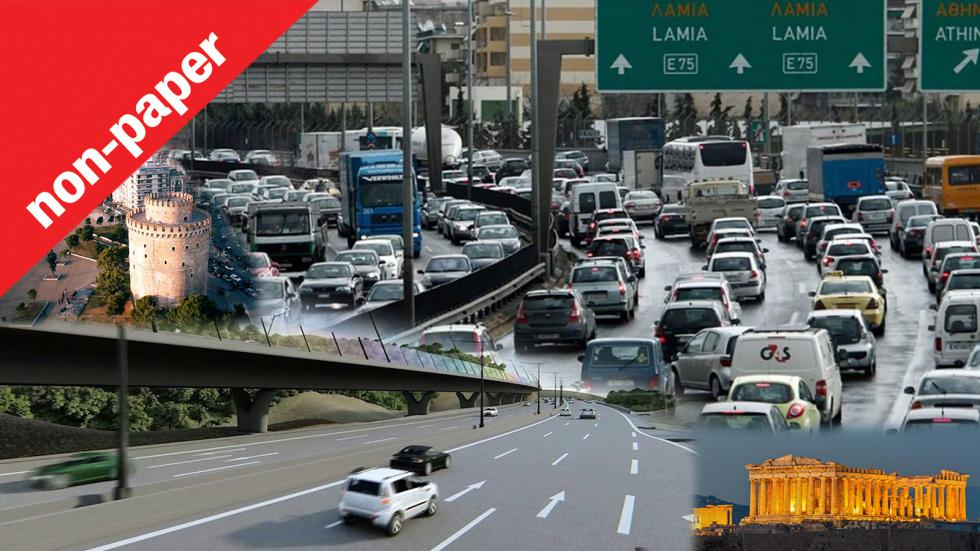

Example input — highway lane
[496,221,935,431]
[70,403,693,551]
[0,404,533,513]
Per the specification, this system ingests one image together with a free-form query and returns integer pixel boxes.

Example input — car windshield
[809,316,862,345]
[730,382,793,403]
[267,188,287,200]
[860,198,892,211]
[591,240,629,257]
[712,257,751,271]
[231,170,258,181]
[661,308,720,333]
[675,287,723,302]
[697,413,771,431]
[716,242,755,255]
[715,220,748,230]
[828,243,870,256]
[945,304,978,333]
[359,180,403,207]
[700,142,747,166]
[312,197,341,210]
[253,280,284,298]
[477,213,508,226]
[938,246,976,261]
[464,244,502,259]
[904,419,979,433]
[947,257,980,272]
[247,255,270,269]
[787,180,808,190]
[661,205,685,215]
[948,274,980,290]
[588,344,651,368]
[264,176,290,187]
[457,209,482,221]
[336,252,376,265]
[806,205,840,218]
[226,197,249,207]
[572,266,619,283]
[368,283,404,301]
[835,258,878,278]
[307,264,351,279]
[427,258,469,272]
[627,191,657,201]
[918,376,980,396]
[422,331,479,354]
[208,180,232,190]
[255,212,310,236]
[347,479,381,496]
[524,295,574,311]
[758,197,784,209]
[229,184,252,194]
[820,280,873,294]
[479,227,518,239]
[355,242,393,256]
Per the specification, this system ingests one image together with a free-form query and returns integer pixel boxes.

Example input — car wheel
[423,462,432,476]
[443,456,452,470]
[424,497,439,517]
[386,513,403,537]
[865,360,877,377]
[655,228,663,240]
[672,368,685,395]
[758,291,766,302]
[709,376,724,401]
[639,267,646,279]
[517,340,530,353]
[620,309,629,322]
[832,404,843,425]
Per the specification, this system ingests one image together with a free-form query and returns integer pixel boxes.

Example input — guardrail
[180,159,336,181]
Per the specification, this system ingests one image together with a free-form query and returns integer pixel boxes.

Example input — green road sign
[596,0,886,92]
[920,0,980,91]
[751,120,767,143]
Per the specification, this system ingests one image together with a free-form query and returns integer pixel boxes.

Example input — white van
[923,218,975,268]
[930,290,980,367]
[729,328,843,425]
[570,182,622,247]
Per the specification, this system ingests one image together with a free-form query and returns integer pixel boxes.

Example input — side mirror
[701,265,708,270]
[628,275,638,283]
[903,386,915,395]
[763,248,770,253]
[929,304,938,311]
[885,428,899,436]
[836,348,849,364]
[732,319,741,326]
[417,270,425,275]
[577,354,585,362]
[664,286,672,292]
[808,291,817,297]
[927,325,935,331]
[495,343,504,351]
[641,244,646,249]
[955,360,965,368]
[881,269,889,274]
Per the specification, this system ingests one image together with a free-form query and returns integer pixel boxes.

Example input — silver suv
[672,326,751,399]
[569,259,639,321]
[338,467,439,536]
[806,310,876,376]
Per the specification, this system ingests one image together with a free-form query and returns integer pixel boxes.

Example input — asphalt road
[62,403,693,551]
[496,220,935,431]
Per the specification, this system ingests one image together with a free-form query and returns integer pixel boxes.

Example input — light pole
[114,324,131,500]
[505,0,512,116]
[530,0,539,261]
[521,361,550,415]
[479,350,485,428]
[401,0,415,327]
[466,0,475,200]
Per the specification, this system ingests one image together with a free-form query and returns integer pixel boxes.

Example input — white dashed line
[630,459,638,475]
[632,442,638,451]
[324,521,343,529]
[148,455,234,469]
[582,433,590,440]
[542,431,553,438]
[226,453,278,462]
[196,449,245,456]
[440,425,459,431]
[0,471,29,478]
[494,448,518,459]
[429,508,496,551]
[631,432,636,438]
[551,453,569,466]
[334,435,370,441]
[617,495,635,535]
[362,437,397,445]
[172,461,261,478]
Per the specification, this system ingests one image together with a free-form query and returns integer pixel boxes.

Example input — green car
[30,452,130,490]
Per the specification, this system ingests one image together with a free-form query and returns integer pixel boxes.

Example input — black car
[298,262,364,309]
[494,158,530,183]
[654,204,688,239]
[389,445,452,475]
[419,255,473,288]
[514,289,597,351]
[900,214,943,258]
[834,254,886,290]
[422,197,448,230]
[776,204,805,242]
[802,216,846,260]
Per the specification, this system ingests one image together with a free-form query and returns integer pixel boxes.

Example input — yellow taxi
[809,271,886,335]
[727,375,823,433]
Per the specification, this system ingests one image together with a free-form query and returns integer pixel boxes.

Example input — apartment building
[111,164,185,212]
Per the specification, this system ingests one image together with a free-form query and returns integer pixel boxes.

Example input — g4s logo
[760,344,792,363]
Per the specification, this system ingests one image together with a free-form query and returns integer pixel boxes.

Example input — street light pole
[536,363,541,415]
[479,351,485,428]
[114,324,131,500]
[466,0,475,200]
[401,0,415,327]
[505,0,512,117]
[530,0,539,258]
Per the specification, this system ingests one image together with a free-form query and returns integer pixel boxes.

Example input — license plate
[836,303,857,309]
[948,342,974,350]
[586,292,606,300]
[866,212,884,220]
[318,293,335,299]
[607,379,634,387]
[538,334,560,340]
[726,274,746,282]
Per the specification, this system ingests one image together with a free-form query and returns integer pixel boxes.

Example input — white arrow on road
[536,491,566,518]
[611,54,632,75]
[954,48,980,75]
[444,480,486,503]
[849,52,871,74]
[681,514,696,523]
[729,53,751,75]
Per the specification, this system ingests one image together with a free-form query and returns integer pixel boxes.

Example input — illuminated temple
[742,455,969,524]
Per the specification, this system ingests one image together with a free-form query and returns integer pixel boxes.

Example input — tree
[96,267,128,298]
[777,95,790,126]
[81,225,95,241]
[65,233,80,249]
[108,214,115,224]
[97,246,127,271]
[132,296,160,327]
[170,295,219,332]
[707,93,733,136]
[45,251,58,276]
[112,224,129,244]
[26,289,37,303]
[85,218,92,226]
[105,292,127,316]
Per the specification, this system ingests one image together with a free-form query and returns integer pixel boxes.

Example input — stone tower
[127,192,211,308]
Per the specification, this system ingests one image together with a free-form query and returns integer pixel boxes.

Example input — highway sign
[751,120,767,144]
[596,0,886,92]
[920,0,980,91]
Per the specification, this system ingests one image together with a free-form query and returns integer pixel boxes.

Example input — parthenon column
[961,486,966,521]
[806,477,814,514]
[784,477,791,514]
[830,477,838,514]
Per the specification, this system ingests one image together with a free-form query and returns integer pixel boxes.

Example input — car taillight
[655,324,666,344]
[815,380,827,396]
[719,356,732,367]
[568,301,581,323]
[630,249,642,260]
[800,220,809,228]
[813,300,824,310]
[618,282,627,296]
[823,256,834,266]
[516,302,528,323]
[925,247,933,257]
[858,212,865,221]
[648,376,659,390]
[586,251,594,257]
[786,403,806,419]
[381,497,391,505]
[910,401,922,410]
[936,337,942,352]
[625,202,636,208]
[867,298,879,309]
[783,191,790,198]
[941,271,950,283]
[819,242,829,252]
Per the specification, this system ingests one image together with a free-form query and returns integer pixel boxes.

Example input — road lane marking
[494,448,518,459]
[535,491,566,519]
[582,434,590,440]
[430,508,496,551]
[885,310,931,430]
[632,442,638,451]
[172,461,261,478]
[612,409,697,455]
[564,422,570,426]
[444,480,486,502]
[416,424,436,429]
[445,414,555,454]
[148,455,235,469]
[551,453,569,466]
[324,521,343,529]
[226,453,278,462]
[630,459,638,475]
[542,431,553,438]
[617,495,635,535]
[0,471,30,477]
[631,432,636,438]
[334,434,370,441]
[195,449,246,456]
[594,422,599,428]
[362,437,397,445]
[789,311,800,325]
[440,425,459,431]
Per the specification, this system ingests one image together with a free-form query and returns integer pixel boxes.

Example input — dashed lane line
[149,455,234,469]
[429,508,496,551]
[617,495,635,535]
[551,453,569,466]
[172,461,262,479]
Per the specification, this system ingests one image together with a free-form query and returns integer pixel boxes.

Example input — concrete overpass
[0,323,537,432]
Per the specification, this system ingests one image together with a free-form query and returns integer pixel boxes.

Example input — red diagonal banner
[0,0,316,296]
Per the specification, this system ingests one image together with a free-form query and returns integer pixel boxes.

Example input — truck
[780,123,867,181]
[806,144,886,216]
[683,180,758,248]
[338,150,422,257]
[605,118,666,173]
[622,150,659,190]
[411,125,463,169]
[245,202,326,276]
[298,132,343,170]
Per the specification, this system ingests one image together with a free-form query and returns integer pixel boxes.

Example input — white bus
[660,137,754,202]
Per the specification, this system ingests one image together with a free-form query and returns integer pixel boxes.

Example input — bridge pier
[455,391,479,409]
[485,393,504,406]
[401,391,435,416]
[232,389,276,433]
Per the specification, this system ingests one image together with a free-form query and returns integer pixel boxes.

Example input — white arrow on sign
[535,490,566,519]
[729,54,752,75]
[954,48,980,75]
[681,514,696,523]
[849,53,871,74]
[611,54,632,75]
[444,480,486,503]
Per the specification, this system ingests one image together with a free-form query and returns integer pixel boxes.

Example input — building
[127,193,211,308]
[743,455,969,525]
[111,163,185,212]
[692,504,733,530]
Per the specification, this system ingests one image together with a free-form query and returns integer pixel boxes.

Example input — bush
[81,225,95,241]
[65,233,80,249]
[105,292,127,316]
[605,389,675,412]
[132,296,160,327]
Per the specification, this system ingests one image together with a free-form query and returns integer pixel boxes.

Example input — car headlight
[413,232,420,238]
[445,155,457,166]
[367,271,381,278]
[339,286,352,292]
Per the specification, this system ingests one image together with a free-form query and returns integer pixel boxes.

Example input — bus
[924,156,980,216]
[660,137,754,202]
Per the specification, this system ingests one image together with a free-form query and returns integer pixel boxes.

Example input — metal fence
[445,182,532,219]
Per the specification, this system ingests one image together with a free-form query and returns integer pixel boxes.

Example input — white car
[338,467,439,536]
[483,407,499,417]
[755,196,786,230]
[704,252,766,301]
[353,239,401,280]
[559,407,572,416]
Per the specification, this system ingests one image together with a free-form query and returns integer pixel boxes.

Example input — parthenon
[742,455,969,524]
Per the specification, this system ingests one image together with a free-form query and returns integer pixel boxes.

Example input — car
[705,228,756,258]
[418,324,501,357]
[436,200,470,236]
[389,445,452,476]
[462,240,506,270]
[672,326,750,399]
[584,208,631,245]
[654,204,688,239]
[923,218,976,267]
[727,375,823,433]
[655,300,732,361]
[514,289,597,352]
[755,196,787,230]
[244,149,277,166]
[555,159,583,178]
[474,210,509,231]
[826,254,886,290]
[298,262,364,309]
[259,175,292,190]
[852,195,894,234]
[936,254,980,297]
[337,467,439,536]
[210,148,241,163]
[931,290,980,367]
[815,223,866,259]
[30,451,129,490]
[695,402,791,434]
[569,259,638,321]
[806,310,877,375]
[901,407,980,434]
[249,276,300,324]
[353,239,401,280]
[884,179,914,205]
[447,205,487,244]
[704,252,766,301]
[473,149,503,170]
[898,214,944,258]
[334,250,384,289]
[810,272,886,336]
[795,202,843,244]
[578,408,598,420]
[586,235,645,278]
[559,407,572,416]
[711,237,768,271]
[590,173,620,183]
[283,190,308,203]
[557,150,590,172]
[938,268,980,305]
[819,239,876,276]
[664,276,741,324]
[772,179,809,203]
[304,193,342,228]
[246,252,279,278]
[578,338,672,395]
[903,370,980,411]
[494,158,530,183]
[925,241,978,292]
[418,254,472,288]
[228,169,259,182]
[555,202,571,237]
[594,221,644,246]
[475,225,521,254]
[369,234,407,263]
[708,217,755,239]
[890,200,939,253]
[775,203,806,242]
[483,407,499,417]
[364,279,425,306]
[623,190,662,222]
[421,197,448,230]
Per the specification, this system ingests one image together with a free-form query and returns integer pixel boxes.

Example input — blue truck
[806,144,885,216]
[338,150,422,257]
